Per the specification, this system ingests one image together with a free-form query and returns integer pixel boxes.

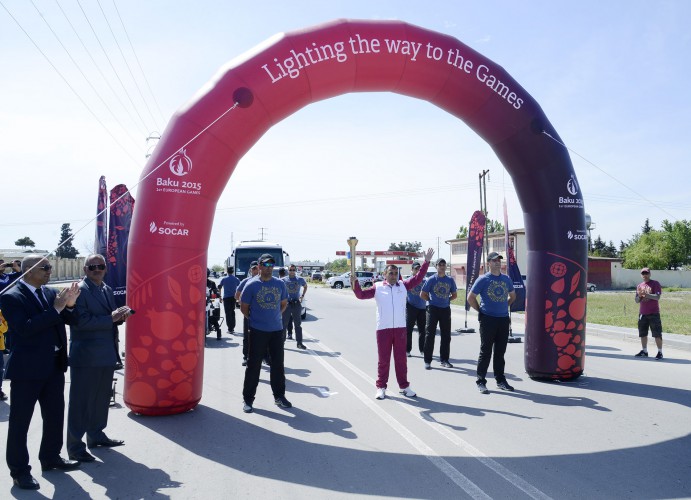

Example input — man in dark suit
[67,254,130,463]
[0,255,81,490]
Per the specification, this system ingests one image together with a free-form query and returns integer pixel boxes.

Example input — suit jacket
[0,281,77,379]
[69,278,118,367]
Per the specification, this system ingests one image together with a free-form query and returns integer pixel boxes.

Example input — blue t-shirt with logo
[422,275,457,308]
[237,275,257,296]
[407,281,426,310]
[470,272,514,317]
[219,275,240,298]
[240,277,287,331]
[282,276,307,301]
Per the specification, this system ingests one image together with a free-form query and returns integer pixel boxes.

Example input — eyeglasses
[641,271,650,275]
[87,264,107,271]
[38,264,52,271]
[260,262,275,268]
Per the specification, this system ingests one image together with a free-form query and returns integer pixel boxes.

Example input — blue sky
[1,1,689,266]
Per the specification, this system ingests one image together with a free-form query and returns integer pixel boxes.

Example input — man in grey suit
[66,254,131,463]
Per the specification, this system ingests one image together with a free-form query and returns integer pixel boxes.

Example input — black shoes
[497,381,515,392]
[440,361,453,368]
[635,350,648,357]
[0,390,7,401]
[89,438,125,448]
[296,343,306,350]
[41,457,80,472]
[13,475,40,490]
[69,451,96,462]
[477,383,489,394]
[275,396,292,408]
[655,351,664,360]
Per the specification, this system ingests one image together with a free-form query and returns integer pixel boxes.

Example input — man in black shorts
[634,267,663,360]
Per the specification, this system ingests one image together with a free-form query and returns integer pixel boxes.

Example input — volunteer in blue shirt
[467,251,516,394]
[421,258,457,369]
[219,267,240,334]
[240,254,290,413]
[282,265,308,349]
[405,261,427,357]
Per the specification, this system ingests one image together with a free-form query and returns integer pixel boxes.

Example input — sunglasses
[38,264,53,271]
[87,264,107,271]
[260,262,275,268]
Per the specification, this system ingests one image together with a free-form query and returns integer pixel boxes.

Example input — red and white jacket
[353,260,429,330]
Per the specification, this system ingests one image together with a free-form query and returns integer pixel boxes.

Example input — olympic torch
[347,236,358,278]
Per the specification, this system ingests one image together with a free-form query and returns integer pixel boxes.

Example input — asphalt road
[2,285,690,498]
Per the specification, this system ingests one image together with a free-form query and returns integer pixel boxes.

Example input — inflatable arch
[125,19,588,415]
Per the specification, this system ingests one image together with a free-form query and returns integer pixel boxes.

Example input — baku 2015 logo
[169,148,193,177]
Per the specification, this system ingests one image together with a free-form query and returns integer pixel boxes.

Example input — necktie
[36,287,62,350]
[35,287,49,310]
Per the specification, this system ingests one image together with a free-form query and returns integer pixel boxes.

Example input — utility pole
[258,228,267,241]
[479,169,490,269]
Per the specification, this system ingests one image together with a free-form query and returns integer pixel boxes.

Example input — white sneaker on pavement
[399,386,416,398]
[375,388,386,400]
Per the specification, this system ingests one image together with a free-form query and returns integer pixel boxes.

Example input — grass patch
[451,290,690,336]
[585,291,690,335]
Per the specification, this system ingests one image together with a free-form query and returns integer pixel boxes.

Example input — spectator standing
[634,267,663,360]
[67,254,129,463]
[0,255,81,490]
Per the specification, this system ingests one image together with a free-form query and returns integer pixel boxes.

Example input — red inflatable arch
[125,19,588,415]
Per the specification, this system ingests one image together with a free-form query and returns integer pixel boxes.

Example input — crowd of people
[0,251,666,491]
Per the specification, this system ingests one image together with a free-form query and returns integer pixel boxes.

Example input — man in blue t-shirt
[240,253,289,413]
[282,265,308,349]
[467,251,516,394]
[421,258,458,369]
[219,267,240,334]
[405,261,427,356]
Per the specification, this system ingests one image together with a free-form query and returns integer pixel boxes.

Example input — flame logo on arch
[169,148,193,177]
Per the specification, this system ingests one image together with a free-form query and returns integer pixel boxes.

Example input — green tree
[642,218,652,234]
[326,258,348,274]
[388,241,422,253]
[456,226,468,239]
[211,264,224,273]
[56,223,79,258]
[14,236,35,249]
[485,218,504,234]
[622,219,691,269]
[621,231,671,269]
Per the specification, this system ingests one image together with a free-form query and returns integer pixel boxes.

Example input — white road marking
[302,332,553,500]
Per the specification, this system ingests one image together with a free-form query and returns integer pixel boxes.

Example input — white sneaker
[424,363,431,370]
[399,386,416,398]
[375,388,386,400]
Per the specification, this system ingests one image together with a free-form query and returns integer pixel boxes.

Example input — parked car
[327,271,375,289]
[311,271,323,282]
[587,282,597,292]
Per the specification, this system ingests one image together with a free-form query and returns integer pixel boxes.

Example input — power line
[95,0,160,130]
[29,0,144,153]
[542,131,678,221]
[110,0,166,125]
[0,0,143,168]
[75,0,152,132]
[54,0,148,137]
